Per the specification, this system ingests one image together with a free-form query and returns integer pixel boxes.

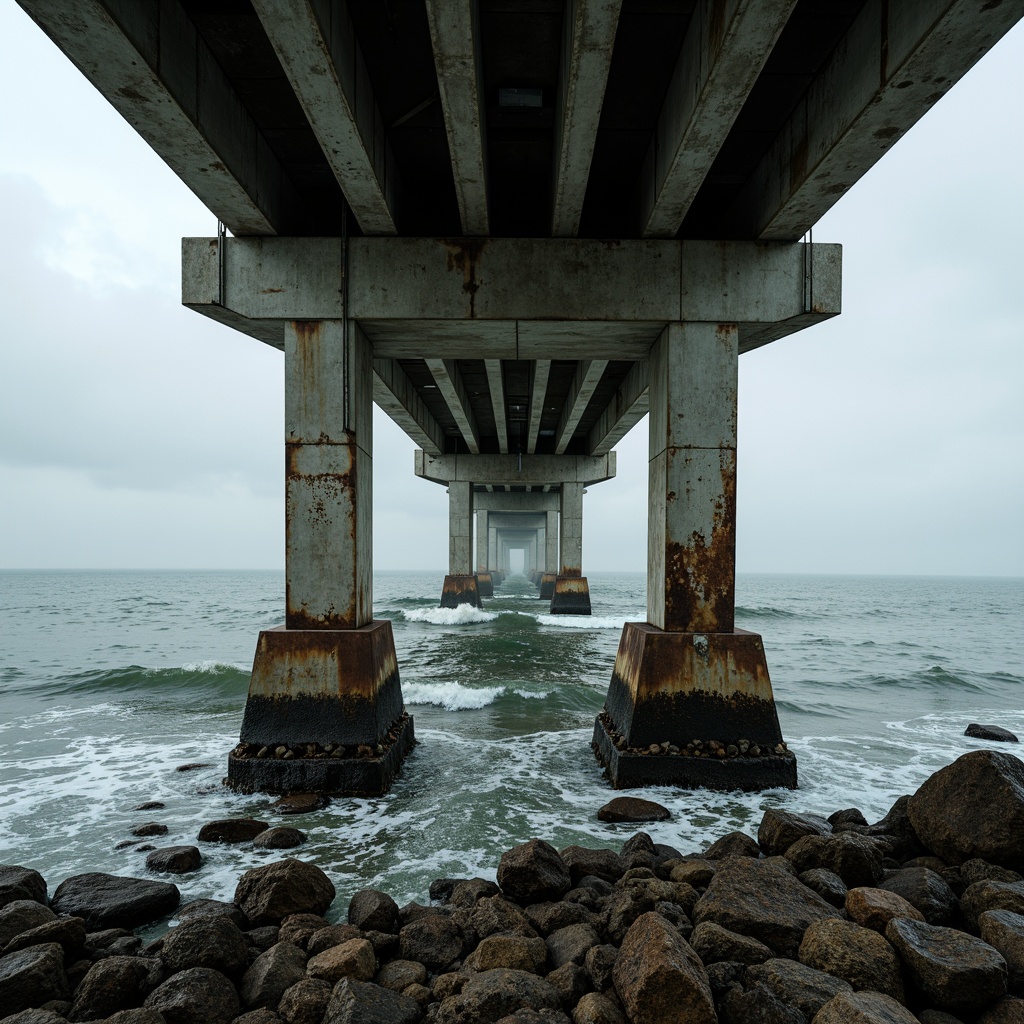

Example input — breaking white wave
[402,606,498,626]
[532,614,629,630]
[402,681,549,711]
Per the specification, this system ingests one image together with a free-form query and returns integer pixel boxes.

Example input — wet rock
[176,899,248,929]
[966,724,1019,743]
[433,972,468,1001]
[704,832,760,860]
[161,915,249,978]
[146,847,202,875]
[976,996,1024,1023]
[619,833,656,872]
[692,855,838,958]
[324,977,421,1024]
[963,880,1024,931]
[524,901,593,937]
[131,824,168,838]
[449,879,501,908]
[798,917,904,1001]
[176,763,210,772]
[791,832,885,889]
[583,943,617,991]
[144,967,240,1024]
[0,944,68,1015]
[670,860,716,889]
[239,942,308,1010]
[347,889,399,934]
[571,992,626,1024]
[878,867,959,925]
[85,927,134,949]
[886,915,1007,1013]
[439,969,561,1023]
[746,958,852,1018]
[596,798,670,823]
[689,921,773,965]
[0,1012,68,1024]
[2,915,86,955]
[272,793,329,815]
[963,859,1024,887]
[69,955,152,1021]
[362,929,398,960]
[375,959,428,992]
[717,980,805,1024]
[464,935,548,974]
[307,938,376,985]
[51,873,180,930]
[399,913,463,971]
[798,869,847,908]
[307,924,362,956]
[612,913,713,1024]
[234,860,335,926]
[0,900,57,946]
[278,913,328,949]
[198,820,270,844]
[829,808,869,828]
[907,750,1024,870]
[757,809,831,856]
[845,886,925,932]
[558,847,623,886]
[245,926,281,951]
[498,840,571,906]
[980,909,1024,990]
[253,828,306,851]
[278,978,332,1024]
[813,990,919,1023]
[545,923,599,970]
[0,866,47,909]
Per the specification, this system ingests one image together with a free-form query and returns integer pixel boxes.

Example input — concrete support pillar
[441,480,481,608]
[551,483,591,615]
[475,509,493,597]
[540,509,558,599]
[229,320,413,796]
[593,323,793,791]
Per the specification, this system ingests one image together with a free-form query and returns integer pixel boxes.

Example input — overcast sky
[0,5,1021,576]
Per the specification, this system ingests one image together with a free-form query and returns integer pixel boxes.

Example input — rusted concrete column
[229,320,414,797]
[593,322,794,791]
[476,510,489,571]
[551,482,591,614]
[441,480,481,608]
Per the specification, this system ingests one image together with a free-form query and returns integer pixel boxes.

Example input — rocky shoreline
[4,748,1024,1024]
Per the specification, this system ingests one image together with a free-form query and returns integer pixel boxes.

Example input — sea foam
[402,606,498,626]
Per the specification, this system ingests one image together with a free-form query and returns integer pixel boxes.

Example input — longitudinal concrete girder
[551,0,623,237]
[372,357,444,456]
[555,361,609,455]
[639,0,798,238]
[732,0,1024,241]
[425,358,481,454]
[251,0,398,236]
[527,361,552,455]
[589,358,650,457]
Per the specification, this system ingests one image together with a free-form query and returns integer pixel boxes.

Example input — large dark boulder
[144,967,240,1024]
[908,750,1024,870]
[239,941,307,1010]
[278,978,333,1024]
[161,915,249,977]
[612,913,714,1024]
[498,840,571,906]
[324,977,421,1024]
[717,980,805,1024]
[399,913,463,971]
[798,917,904,1002]
[0,943,68,1015]
[464,934,548,974]
[692,855,838,958]
[704,832,760,860]
[886,916,1008,1014]
[865,796,926,863]
[980,909,1024,991]
[197,819,269,844]
[437,968,561,1023]
[69,955,153,1021]
[878,867,959,925]
[0,866,47,910]
[757,809,831,856]
[963,880,1024,931]
[597,798,670,823]
[50,873,180,930]
[0,900,56,946]
[3,915,86,955]
[559,846,624,885]
[746,958,852,1018]
[145,847,202,875]
[785,832,885,889]
[347,889,399,933]
[233,859,335,926]
[690,921,773,966]
[966,724,1019,743]
[813,990,920,1023]
[845,887,924,932]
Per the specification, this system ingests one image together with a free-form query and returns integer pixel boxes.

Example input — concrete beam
[372,356,444,455]
[425,0,489,235]
[18,0,295,236]
[527,361,552,455]
[473,491,561,512]
[555,361,609,455]
[551,0,622,237]
[485,359,509,453]
[640,0,797,238]
[251,0,398,235]
[730,0,1024,241]
[588,358,650,456]
[415,451,616,488]
[425,358,480,454]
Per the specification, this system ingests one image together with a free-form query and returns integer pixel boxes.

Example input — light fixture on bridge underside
[498,87,543,108]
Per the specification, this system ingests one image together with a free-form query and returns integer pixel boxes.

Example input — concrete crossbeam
[20,0,294,236]
[555,361,609,455]
[551,0,622,237]
[372,356,444,455]
[415,452,616,487]
[485,360,508,453]
[731,0,1023,242]
[473,492,560,512]
[252,0,398,236]
[588,358,650,456]
[640,0,796,238]
[425,358,480,454]
[425,0,489,236]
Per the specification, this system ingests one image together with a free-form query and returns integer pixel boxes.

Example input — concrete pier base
[593,623,796,791]
[226,621,414,796]
[549,576,591,615]
[476,572,494,598]
[440,574,482,608]
[538,572,556,600]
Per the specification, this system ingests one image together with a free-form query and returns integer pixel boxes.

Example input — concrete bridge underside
[19,0,1023,794]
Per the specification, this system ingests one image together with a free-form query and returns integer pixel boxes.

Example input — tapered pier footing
[549,575,591,615]
[476,572,494,598]
[593,623,796,791]
[538,572,556,600]
[227,621,414,796]
[440,574,482,608]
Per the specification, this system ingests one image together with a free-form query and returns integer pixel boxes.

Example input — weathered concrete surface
[415,452,616,487]
[448,481,474,576]
[440,574,482,609]
[559,483,584,577]
[550,576,592,616]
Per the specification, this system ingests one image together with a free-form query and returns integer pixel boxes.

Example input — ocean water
[1,569,1022,919]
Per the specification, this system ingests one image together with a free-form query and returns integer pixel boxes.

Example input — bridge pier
[550,482,591,616]
[228,320,413,796]
[593,323,795,791]
[441,480,481,609]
